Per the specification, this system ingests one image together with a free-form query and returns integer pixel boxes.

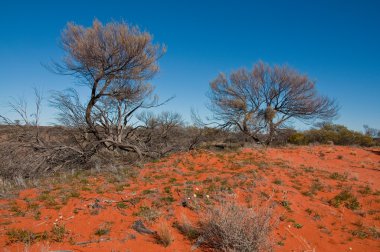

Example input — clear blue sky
[0,0,379,130]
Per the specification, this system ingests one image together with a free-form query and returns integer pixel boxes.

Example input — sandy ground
[0,145,379,251]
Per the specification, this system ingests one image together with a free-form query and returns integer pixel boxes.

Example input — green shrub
[288,124,375,146]
[288,132,307,145]
[95,228,110,236]
[329,191,360,210]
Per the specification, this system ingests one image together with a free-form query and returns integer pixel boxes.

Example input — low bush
[198,202,273,252]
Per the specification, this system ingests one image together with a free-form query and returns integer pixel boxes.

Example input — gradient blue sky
[0,0,379,130]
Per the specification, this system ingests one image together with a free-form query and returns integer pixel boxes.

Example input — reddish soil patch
[0,145,379,251]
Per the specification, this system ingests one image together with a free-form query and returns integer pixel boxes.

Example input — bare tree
[31,88,43,141]
[363,125,380,138]
[51,19,167,157]
[136,111,184,157]
[207,61,338,145]
[0,87,43,141]
[50,88,87,129]
[8,96,30,125]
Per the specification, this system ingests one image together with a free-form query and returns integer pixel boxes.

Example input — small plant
[279,215,286,222]
[358,185,372,195]
[51,224,66,242]
[160,196,175,204]
[199,202,273,251]
[260,191,270,200]
[95,228,110,236]
[95,186,105,194]
[128,196,142,205]
[351,229,369,239]
[61,189,80,204]
[33,210,41,220]
[38,192,59,209]
[173,215,200,241]
[310,179,324,194]
[257,161,269,169]
[329,172,347,181]
[133,206,159,222]
[116,202,128,209]
[94,222,113,237]
[280,200,292,211]
[25,199,39,212]
[6,229,48,244]
[90,208,100,215]
[345,198,360,210]
[163,186,171,193]
[115,184,125,192]
[313,212,321,221]
[142,189,157,195]
[220,179,233,193]
[303,167,315,173]
[368,226,380,239]
[7,229,36,244]
[273,179,283,185]
[293,223,303,229]
[329,191,360,210]
[244,194,253,208]
[169,177,177,183]
[69,190,80,198]
[9,203,25,217]
[351,223,380,239]
[80,178,89,184]
[155,221,173,247]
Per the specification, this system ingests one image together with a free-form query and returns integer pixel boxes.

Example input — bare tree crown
[208,61,338,144]
[58,19,165,82]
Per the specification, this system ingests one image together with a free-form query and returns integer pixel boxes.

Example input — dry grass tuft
[199,201,273,252]
[155,221,173,247]
[173,215,200,241]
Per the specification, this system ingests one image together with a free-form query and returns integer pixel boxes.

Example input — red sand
[0,145,379,251]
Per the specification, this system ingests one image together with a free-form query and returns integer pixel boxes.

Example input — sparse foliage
[51,19,167,158]
[207,61,338,145]
[199,202,273,252]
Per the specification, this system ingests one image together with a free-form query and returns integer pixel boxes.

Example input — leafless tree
[8,96,29,125]
[50,19,167,158]
[135,111,184,157]
[207,61,339,145]
[363,125,380,138]
[0,87,43,141]
[50,88,86,129]
[0,89,81,182]
[32,88,43,141]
